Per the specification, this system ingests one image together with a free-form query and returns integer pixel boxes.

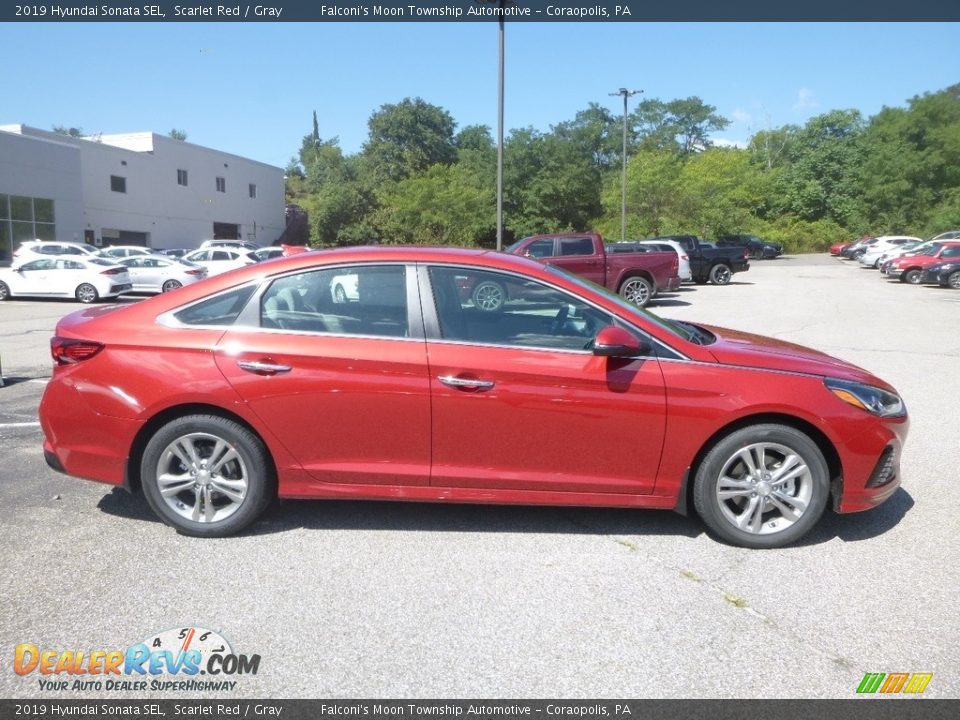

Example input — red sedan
[39,247,908,548]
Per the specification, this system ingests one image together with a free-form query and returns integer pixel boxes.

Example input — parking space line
[0,422,41,428]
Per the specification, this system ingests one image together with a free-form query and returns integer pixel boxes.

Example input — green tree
[774,109,866,226]
[363,97,457,184]
[169,128,188,141]
[675,148,767,236]
[630,97,730,155]
[376,162,495,246]
[598,149,682,238]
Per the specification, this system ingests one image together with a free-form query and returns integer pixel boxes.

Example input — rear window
[173,285,256,326]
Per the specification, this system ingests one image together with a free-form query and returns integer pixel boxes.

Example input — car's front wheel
[75,283,99,303]
[710,264,732,285]
[692,424,829,548]
[902,269,922,285]
[140,415,275,537]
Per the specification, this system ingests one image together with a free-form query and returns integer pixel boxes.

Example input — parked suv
[12,240,99,266]
[200,239,261,252]
[716,234,783,259]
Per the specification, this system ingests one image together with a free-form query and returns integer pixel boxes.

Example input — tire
[471,280,506,312]
[333,284,347,304]
[140,414,275,538]
[947,271,960,290]
[0,281,9,301]
[902,269,922,285]
[710,264,732,285]
[161,279,182,292]
[692,424,829,549]
[618,276,653,308]
[75,283,99,303]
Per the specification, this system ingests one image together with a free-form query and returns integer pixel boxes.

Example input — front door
[423,265,666,495]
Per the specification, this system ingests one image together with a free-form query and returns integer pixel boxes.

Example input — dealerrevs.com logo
[13,626,261,692]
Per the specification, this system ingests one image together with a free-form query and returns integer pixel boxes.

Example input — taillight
[51,337,104,365]
[101,267,125,275]
[743,249,750,259]
[185,269,204,276]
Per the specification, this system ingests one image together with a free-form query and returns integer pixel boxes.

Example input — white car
[199,239,261,253]
[0,256,131,303]
[13,240,100,264]
[331,273,359,303]
[631,239,693,282]
[117,255,208,293]
[98,245,155,260]
[858,236,923,268]
[181,248,259,276]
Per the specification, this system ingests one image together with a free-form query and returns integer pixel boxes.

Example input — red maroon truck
[505,233,681,307]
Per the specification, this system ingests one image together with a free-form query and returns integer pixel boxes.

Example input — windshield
[544,265,697,343]
[504,239,526,253]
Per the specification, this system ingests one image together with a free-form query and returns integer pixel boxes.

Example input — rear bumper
[732,260,750,273]
[663,275,682,292]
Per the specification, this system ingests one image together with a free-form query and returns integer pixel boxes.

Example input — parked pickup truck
[650,235,750,285]
[505,232,680,308]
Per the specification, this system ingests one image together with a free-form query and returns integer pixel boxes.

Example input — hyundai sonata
[39,247,908,548]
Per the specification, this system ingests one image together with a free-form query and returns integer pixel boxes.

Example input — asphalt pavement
[0,255,957,699]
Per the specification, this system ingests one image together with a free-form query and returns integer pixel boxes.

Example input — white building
[0,124,285,262]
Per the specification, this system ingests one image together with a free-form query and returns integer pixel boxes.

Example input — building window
[111,175,127,193]
[177,169,188,186]
[216,177,226,193]
[0,194,57,262]
[248,183,257,199]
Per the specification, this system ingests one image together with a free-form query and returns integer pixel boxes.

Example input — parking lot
[0,253,957,699]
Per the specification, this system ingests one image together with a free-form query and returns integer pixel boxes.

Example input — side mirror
[592,325,649,358]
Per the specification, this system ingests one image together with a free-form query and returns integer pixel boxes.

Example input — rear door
[215,263,433,487]
[546,236,605,285]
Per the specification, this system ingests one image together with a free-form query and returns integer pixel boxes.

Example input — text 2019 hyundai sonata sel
[39,247,908,548]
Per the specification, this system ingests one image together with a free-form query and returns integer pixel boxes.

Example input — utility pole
[496,14,505,251]
[609,88,642,242]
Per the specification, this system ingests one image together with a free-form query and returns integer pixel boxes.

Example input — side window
[173,285,256,326]
[21,259,54,271]
[213,251,232,261]
[58,260,84,270]
[260,265,408,338]
[188,251,209,262]
[525,239,555,258]
[559,237,595,256]
[428,266,617,352]
[941,246,960,258]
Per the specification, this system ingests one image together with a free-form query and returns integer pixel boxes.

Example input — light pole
[497,14,505,251]
[609,88,641,242]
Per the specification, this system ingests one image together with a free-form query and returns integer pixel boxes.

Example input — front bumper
[885,267,904,278]
[835,416,909,514]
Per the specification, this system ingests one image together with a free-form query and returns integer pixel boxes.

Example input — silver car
[118,254,208,293]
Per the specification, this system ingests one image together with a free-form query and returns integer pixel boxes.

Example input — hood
[701,324,890,388]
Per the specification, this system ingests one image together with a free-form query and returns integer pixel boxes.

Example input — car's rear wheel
[947,271,960,289]
[75,283,99,303]
[471,280,506,312]
[161,279,182,292]
[618,276,653,307]
[140,415,275,538]
[334,284,348,304]
[692,424,829,549]
[710,264,732,285]
[903,269,922,285]
[0,281,9,301]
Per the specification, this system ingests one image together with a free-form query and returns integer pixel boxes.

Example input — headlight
[824,379,906,417]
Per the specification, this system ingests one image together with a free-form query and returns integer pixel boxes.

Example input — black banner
[0,700,958,720]
[3,0,960,22]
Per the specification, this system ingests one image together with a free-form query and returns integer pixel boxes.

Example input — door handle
[438,375,495,391]
[237,359,292,376]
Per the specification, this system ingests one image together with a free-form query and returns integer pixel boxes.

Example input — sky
[2,22,958,168]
